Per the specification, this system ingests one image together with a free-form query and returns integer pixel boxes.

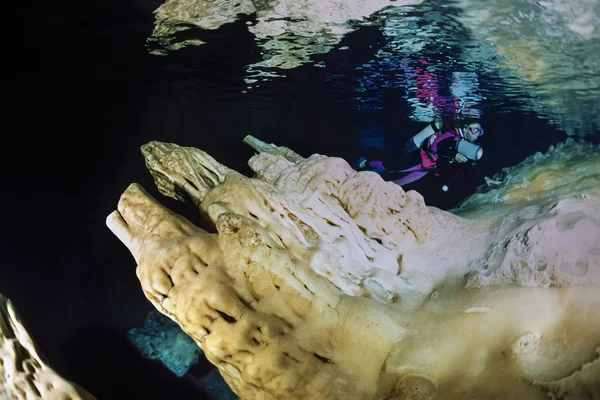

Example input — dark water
[5,0,596,399]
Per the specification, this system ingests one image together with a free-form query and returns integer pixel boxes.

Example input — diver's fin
[351,157,368,170]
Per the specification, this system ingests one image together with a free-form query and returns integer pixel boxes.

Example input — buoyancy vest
[419,128,462,169]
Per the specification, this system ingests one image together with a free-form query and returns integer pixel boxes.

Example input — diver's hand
[455,153,468,163]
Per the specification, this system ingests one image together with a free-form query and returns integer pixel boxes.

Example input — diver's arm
[435,136,460,160]
[454,153,468,163]
[437,138,471,163]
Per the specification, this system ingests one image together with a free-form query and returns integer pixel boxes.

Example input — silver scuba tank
[456,139,483,161]
[405,116,445,153]
[404,122,437,153]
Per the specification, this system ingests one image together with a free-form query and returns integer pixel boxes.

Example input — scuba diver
[352,116,484,190]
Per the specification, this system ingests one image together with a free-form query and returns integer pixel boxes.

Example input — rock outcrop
[107,136,600,399]
[0,294,96,400]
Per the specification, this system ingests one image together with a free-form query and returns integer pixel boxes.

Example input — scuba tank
[456,139,483,161]
[403,121,438,154]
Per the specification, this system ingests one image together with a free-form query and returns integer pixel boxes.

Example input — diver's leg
[387,169,430,186]
[351,158,386,172]
[380,151,421,172]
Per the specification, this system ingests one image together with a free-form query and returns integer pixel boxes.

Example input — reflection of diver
[352,116,484,189]
[401,58,462,120]
[400,58,483,124]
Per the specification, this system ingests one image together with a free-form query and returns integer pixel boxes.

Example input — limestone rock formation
[107,136,600,399]
[0,294,96,400]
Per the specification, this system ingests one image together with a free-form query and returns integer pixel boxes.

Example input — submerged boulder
[129,310,202,377]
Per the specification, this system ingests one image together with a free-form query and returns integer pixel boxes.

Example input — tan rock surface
[0,294,96,400]
[107,136,600,399]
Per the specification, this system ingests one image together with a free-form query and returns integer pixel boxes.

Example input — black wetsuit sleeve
[435,136,457,160]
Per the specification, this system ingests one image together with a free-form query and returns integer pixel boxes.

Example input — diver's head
[461,118,484,142]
